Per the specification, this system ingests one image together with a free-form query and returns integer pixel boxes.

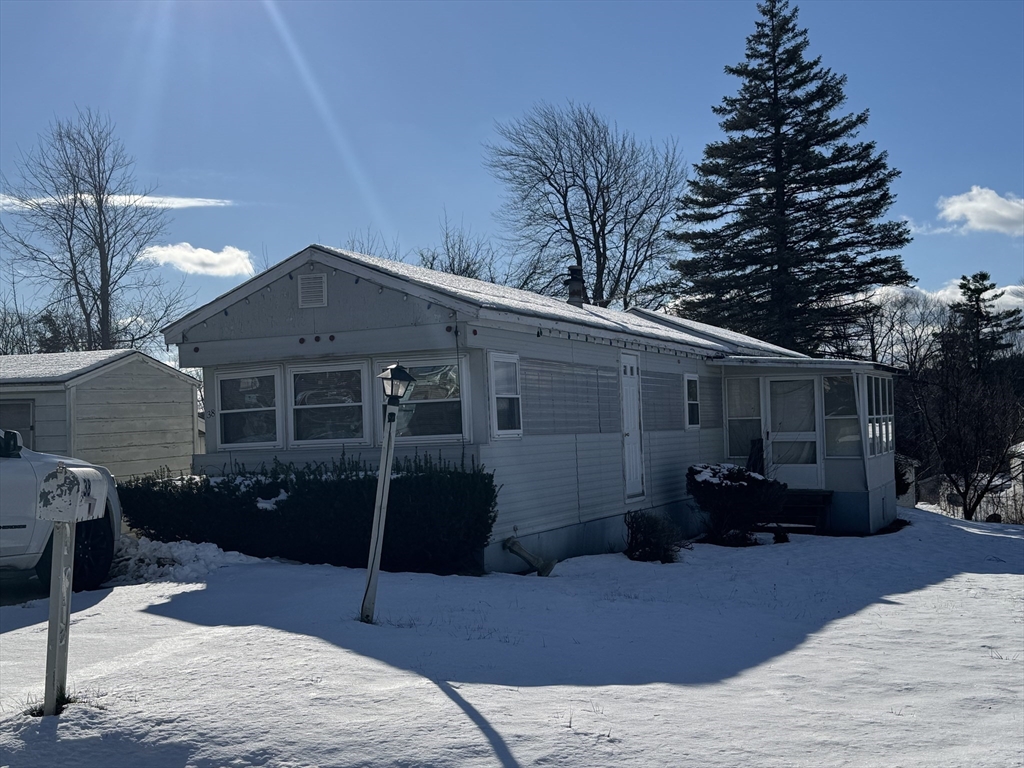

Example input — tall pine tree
[670,0,912,355]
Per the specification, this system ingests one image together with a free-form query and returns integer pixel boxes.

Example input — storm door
[620,353,644,498]
[766,378,822,488]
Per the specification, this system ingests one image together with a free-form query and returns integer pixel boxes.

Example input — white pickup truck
[0,428,121,591]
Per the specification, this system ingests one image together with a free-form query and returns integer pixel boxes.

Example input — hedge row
[118,454,498,575]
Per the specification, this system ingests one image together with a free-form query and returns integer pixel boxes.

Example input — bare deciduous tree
[485,102,686,309]
[1,109,189,351]
[416,210,504,282]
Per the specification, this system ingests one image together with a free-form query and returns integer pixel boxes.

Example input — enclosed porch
[709,357,899,535]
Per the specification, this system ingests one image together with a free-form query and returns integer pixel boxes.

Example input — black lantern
[377,363,416,404]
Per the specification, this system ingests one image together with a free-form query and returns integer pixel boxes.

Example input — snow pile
[1,507,1021,767]
[690,462,765,485]
[105,534,258,586]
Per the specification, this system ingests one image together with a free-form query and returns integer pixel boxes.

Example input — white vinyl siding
[489,353,522,438]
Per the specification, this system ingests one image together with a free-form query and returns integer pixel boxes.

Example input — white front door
[766,377,822,488]
[620,353,644,498]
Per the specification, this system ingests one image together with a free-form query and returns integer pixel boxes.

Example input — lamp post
[360,363,416,624]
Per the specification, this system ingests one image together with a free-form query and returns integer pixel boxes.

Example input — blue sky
[1,0,1022,312]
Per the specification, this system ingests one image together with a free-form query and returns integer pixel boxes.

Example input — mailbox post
[36,462,107,716]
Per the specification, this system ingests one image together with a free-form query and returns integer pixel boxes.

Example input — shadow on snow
[140,508,1023,690]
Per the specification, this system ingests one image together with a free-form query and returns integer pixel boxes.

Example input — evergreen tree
[939,272,1023,373]
[670,0,912,354]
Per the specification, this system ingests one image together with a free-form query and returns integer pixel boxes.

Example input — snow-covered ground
[1,506,1021,768]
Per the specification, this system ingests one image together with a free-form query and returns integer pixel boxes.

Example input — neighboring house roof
[164,245,804,358]
[0,349,198,387]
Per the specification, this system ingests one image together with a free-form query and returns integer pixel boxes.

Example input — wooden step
[755,489,833,534]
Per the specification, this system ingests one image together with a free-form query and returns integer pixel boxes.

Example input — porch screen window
[219,372,279,445]
[490,354,522,436]
[824,376,862,457]
[867,375,894,456]
[392,361,463,438]
[291,367,364,442]
[685,375,700,429]
[726,378,761,459]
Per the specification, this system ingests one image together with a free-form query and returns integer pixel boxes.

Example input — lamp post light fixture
[360,363,416,624]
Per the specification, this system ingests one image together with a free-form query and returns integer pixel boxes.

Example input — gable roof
[163,245,805,358]
[0,349,198,387]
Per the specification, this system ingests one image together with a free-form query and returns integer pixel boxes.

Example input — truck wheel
[35,508,116,592]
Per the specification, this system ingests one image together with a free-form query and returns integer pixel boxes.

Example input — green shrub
[686,463,787,546]
[119,454,498,575]
[624,509,682,563]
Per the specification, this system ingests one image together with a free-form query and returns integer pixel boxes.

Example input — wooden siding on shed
[73,357,196,477]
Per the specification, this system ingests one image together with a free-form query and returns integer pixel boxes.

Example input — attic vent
[298,273,327,308]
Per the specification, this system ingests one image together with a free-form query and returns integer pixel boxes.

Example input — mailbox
[36,462,109,716]
[37,464,107,523]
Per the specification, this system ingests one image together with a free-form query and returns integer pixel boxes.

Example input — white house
[0,350,201,478]
[163,245,898,570]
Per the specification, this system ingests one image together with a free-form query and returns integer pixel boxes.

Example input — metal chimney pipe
[564,265,585,308]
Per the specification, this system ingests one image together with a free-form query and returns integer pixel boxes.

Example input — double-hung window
[684,374,700,429]
[490,353,522,437]
[217,369,281,447]
[384,358,467,440]
[289,364,368,444]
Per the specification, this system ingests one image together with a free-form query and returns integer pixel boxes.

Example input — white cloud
[879,279,1024,313]
[142,243,254,277]
[129,195,234,209]
[0,193,233,211]
[937,186,1024,237]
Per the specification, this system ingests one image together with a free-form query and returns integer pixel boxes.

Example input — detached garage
[0,349,200,478]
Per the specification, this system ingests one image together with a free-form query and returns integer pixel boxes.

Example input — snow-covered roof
[708,356,902,374]
[167,245,803,357]
[0,349,135,384]
[626,308,807,358]
[0,349,198,386]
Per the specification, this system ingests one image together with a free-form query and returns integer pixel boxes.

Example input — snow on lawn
[1,507,1021,768]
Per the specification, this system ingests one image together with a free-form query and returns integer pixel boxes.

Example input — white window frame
[865,374,894,457]
[823,375,862,458]
[374,355,471,444]
[684,374,700,430]
[214,367,284,450]
[488,352,522,438]
[286,362,371,447]
[725,376,762,459]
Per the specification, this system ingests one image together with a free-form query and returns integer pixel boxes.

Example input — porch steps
[755,489,833,535]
